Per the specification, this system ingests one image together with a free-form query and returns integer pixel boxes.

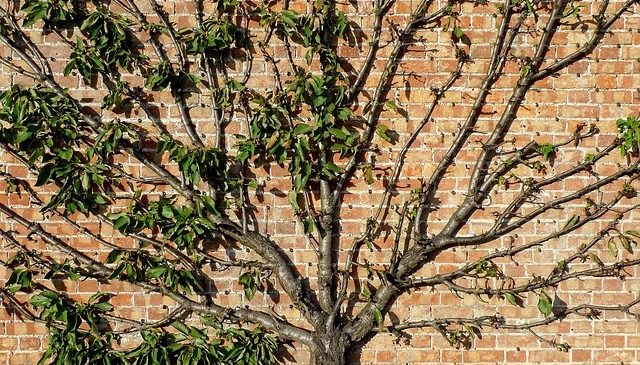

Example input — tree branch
[414,0,524,238]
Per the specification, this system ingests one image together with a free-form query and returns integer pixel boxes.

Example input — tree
[0,0,638,363]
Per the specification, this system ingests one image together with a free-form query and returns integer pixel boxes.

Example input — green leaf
[106,249,124,264]
[608,237,618,258]
[563,4,585,18]
[464,324,481,339]
[563,215,580,230]
[312,95,327,107]
[63,60,76,77]
[504,291,518,306]
[364,239,373,251]
[321,162,343,179]
[588,253,604,267]
[113,215,131,231]
[626,230,640,239]
[30,291,57,308]
[452,25,464,39]
[361,282,371,300]
[92,194,107,205]
[362,164,374,185]
[171,321,190,336]
[328,127,347,140]
[88,291,109,303]
[376,125,393,143]
[620,235,633,254]
[303,217,314,234]
[584,153,596,162]
[239,272,257,301]
[537,291,552,317]
[292,123,313,135]
[288,191,300,211]
[336,107,351,121]
[145,266,167,279]
[201,195,217,214]
[523,0,535,14]
[161,205,175,219]
[28,147,44,166]
[23,7,47,27]
[35,164,55,186]
[537,144,555,161]
[15,130,33,143]
[109,263,125,280]
[373,306,384,330]
[243,284,255,301]
[384,100,398,112]
[93,302,113,312]
[6,269,32,293]
[58,149,74,161]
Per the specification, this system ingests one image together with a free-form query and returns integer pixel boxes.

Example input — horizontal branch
[388,296,640,350]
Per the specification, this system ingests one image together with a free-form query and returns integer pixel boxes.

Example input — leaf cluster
[27,290,278,365]
[110,197,217,251]
[106,249,202,295]
[0,86,80,162]
[157,138,227,189]
[181,17,243,55]
[617,116,640,156]
[0,86,116,213]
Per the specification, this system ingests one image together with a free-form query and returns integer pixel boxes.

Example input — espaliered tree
[0,0,639,364]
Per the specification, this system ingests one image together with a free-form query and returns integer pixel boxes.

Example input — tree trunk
[309,332,349,365]
[310,350,346,365]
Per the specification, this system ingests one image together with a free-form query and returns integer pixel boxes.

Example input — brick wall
[1,0,640,364]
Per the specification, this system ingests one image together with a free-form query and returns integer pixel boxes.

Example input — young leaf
[362,164,374,185]
[626,230,640,238]
[376,125,393,143]
[373,306,384,331]
[563,215,580,230]
[619,235,633,254]
[588,253,604,267]
[608,237,618,258]
[537,144,555,161]
[288,191,300,211]
[303,217,314,234]
[384,100,398,112]
[537,291,553,317]
[504,291,519,306]
[452,25,464,39]
[361,282,371,300]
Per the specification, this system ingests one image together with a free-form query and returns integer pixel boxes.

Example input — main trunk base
[309,333,348,365]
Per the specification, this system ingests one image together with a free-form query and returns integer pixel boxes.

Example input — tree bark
[309,331,349,365]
